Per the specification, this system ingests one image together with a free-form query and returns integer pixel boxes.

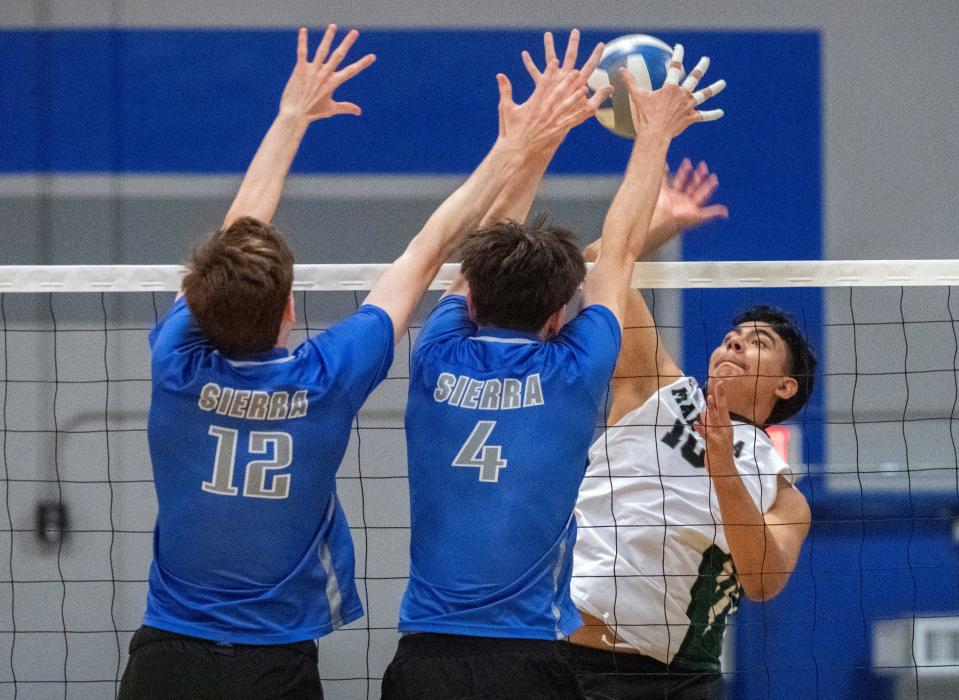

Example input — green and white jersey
[571,376,793,671]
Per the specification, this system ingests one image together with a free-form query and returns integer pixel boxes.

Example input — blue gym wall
[3,29,814,178]
[2,16,958,700]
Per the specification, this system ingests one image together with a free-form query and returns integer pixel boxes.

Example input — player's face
[707,321,797,421]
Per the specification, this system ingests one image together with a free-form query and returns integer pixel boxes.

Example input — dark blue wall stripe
[1,28,821,176]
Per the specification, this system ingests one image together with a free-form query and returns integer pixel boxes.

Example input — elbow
[738,573,788,602]
[582,240,601,263]
[404,235,454,266]
[626,233,649,261]
[742,585,777,603]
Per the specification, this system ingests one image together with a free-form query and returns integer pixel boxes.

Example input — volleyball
[587,34,674,138]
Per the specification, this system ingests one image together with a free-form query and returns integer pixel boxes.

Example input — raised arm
[587,160,728,423]
[644,158,729,253]
[480,30,607,226]
[365,57,597,337]
[605,288,683,424]
[582,46,725,325]
[223,25,375,227]
[437,30,609,299]
[695,381,811,601]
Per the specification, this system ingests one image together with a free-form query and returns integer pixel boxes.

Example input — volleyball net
[0,261,957,700]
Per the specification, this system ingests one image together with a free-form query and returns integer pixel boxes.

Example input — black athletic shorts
[118,625,323,700]
[560,642,724,700]
[381,632,585,700]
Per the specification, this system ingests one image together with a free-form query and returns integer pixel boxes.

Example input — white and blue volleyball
[587,34,673,138]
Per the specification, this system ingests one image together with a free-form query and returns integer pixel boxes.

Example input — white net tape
[1,260,957,293]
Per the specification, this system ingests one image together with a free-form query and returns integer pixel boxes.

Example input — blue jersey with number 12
[400,295,621,640]
[145,297,393,644]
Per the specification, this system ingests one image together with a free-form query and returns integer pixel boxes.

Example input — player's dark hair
[459,217,586,333]
[182,216,294,358]
[733,305,817,425]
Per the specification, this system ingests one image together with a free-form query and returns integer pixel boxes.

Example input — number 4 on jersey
[452,421,507,483]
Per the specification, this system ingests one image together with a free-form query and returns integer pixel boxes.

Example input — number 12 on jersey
[452,420,507,483]
[203,425,293,499]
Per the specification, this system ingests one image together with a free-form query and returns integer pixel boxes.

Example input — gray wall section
[823,285,959,493]
[0,184,620,265]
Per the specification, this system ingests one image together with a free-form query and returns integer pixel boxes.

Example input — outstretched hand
[694,379,735,476]
[655,158,729,236]
[496,29,613,150]
[621,44,726,139]
[520,28,604,87]
[583,159,727,261]
[279,25,376,123]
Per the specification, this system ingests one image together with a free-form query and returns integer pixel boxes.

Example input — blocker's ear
[774,375,798,402]
[283,292,296,323]
[545,305,567,338]
[465,290,478,323]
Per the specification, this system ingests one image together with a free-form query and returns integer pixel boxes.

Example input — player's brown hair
[459,217,586,333]
[182,216,294,358]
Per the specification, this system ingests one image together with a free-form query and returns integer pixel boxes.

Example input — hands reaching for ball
[654,159,730,237]
[278,25,377,124]
[519,28,604,88]
[621,44,726,139]
[495,29,613,152]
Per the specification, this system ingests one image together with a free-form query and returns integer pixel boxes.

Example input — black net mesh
[0,282,956,699]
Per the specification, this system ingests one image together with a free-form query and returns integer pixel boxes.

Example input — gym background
[1,2,958,698]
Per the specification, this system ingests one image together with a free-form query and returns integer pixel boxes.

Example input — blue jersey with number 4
[145,297,393,644]
[400,295,620,640]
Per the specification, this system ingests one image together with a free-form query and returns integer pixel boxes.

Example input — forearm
[481,144,557,227]
[583,216,676,264]
[364,139,526,333]
[405,139,526,262]
[223,111,309,227]
[580,132,670,320]
[599,131,670,263]
[710,459,791,600]
[642,210,681,258]
[586,172,722,262]
[366,139,524,309]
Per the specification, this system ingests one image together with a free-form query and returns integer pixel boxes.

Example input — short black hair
[733,305,816,425]
[459,216,586,332]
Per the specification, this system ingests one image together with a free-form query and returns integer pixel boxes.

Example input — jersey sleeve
[731,427,795,514]
[411,295,475,365]
[751,436,795,513]
[554,304,622,405]
[304,304,395,412]
[149,297,210,379]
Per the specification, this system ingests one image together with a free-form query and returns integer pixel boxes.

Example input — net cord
[0,260,957,293]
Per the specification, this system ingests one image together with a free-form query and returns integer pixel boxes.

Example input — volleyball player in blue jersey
[383,38,726,699]
[118,25,596,700]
